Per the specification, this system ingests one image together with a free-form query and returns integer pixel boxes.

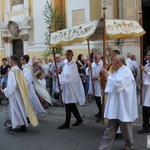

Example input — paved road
[0,100,148,150]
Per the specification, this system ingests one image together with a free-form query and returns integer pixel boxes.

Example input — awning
[50,19,146,48]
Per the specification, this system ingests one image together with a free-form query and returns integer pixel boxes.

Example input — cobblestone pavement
[0,99,148,150]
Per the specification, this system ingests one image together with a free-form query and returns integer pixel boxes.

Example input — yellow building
[0,0,150,65]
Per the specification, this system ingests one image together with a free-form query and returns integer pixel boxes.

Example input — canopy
[50,19,146,48]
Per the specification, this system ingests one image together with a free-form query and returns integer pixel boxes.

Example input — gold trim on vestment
[12,68,39,127]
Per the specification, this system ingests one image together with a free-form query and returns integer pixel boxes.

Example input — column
[22,34,29,54]
[118,0,124,19]
[24,0,29,8]
[23,41,28,54]
[5,0,11,11]
[101,0,114,18]
[4,43,13,57]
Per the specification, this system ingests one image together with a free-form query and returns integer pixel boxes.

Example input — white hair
[55,54,61,58]
[116,54,125,64]
[84,56,89,60]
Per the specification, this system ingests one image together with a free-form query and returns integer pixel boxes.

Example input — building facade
[0,0,149,64]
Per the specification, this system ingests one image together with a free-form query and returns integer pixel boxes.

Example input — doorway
[12,39,23,67]
[142,2,150,60]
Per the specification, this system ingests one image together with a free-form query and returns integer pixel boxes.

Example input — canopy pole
[102,6,107,124]
[87,39,95,96]
[139,10,143,105]
[52,48,64,107]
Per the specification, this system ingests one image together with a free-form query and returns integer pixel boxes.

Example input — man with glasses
[49,54,65,103]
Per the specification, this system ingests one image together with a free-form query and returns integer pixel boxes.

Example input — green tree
[43,1,66,58]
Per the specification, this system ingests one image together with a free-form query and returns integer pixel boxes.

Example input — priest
[98,54,138,150]
[1,55,38,133]
[20,55,47,115]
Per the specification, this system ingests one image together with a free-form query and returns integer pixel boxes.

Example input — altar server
[98,54,138,150]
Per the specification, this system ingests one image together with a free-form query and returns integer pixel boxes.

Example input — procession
[0,0,150,150]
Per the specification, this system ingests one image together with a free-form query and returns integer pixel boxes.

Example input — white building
[0,0,149,64]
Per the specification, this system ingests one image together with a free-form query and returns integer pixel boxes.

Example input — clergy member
[138,51,150,134]
[20,55,46,115]
[98,54,138,150]
[88,53,103,122]
[1,55,39,133]
[57,50,85,129]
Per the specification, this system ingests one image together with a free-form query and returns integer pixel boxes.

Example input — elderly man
[98,54,138,150]
[88,53,103,122]
[57,50,85,129]
[126,52,133,70]
[49,54,65,102]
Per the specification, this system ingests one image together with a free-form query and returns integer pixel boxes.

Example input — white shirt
[43,63,51,76]
[126,57,133,71]
[88,61,103,97]
[59,60,85,105]
[104,65,138,122]
[38,79,46,89]
[142,63,150,106]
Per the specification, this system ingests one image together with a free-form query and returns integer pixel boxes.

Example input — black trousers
[64,103,82,126]
[95,96,102,117]
[142,106,150,130]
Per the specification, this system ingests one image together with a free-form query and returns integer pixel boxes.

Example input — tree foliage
[43,1,66,58]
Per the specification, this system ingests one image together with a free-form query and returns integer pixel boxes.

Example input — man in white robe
[138,51,150,134]
[57,50,85,129]
[88,53,103,122]
[20,55,46,115]
[126,52,134,71]
[1,56,28,132]
[98,54,138,150]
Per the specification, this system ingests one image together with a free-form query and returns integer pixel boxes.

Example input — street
[0,100,148,150]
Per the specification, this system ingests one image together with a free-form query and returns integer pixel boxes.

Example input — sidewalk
[0,100,148,150]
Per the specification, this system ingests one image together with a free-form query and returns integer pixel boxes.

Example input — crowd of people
[0,47,149,149]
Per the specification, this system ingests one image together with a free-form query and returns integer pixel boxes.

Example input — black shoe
[115,133,122,139]
[95,113,100,117]
[96,117,101,123]
[138,129,150,134]
[27,117,30,123]
[15,125,27,132]
[9,128,16,134]
[72,120,83,126]
[57,124,69,129]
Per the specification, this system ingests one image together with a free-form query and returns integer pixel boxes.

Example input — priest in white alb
[20,55,47,116]
[98,54,138,150]
[57,50,85,129]
[1,55,38,133]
